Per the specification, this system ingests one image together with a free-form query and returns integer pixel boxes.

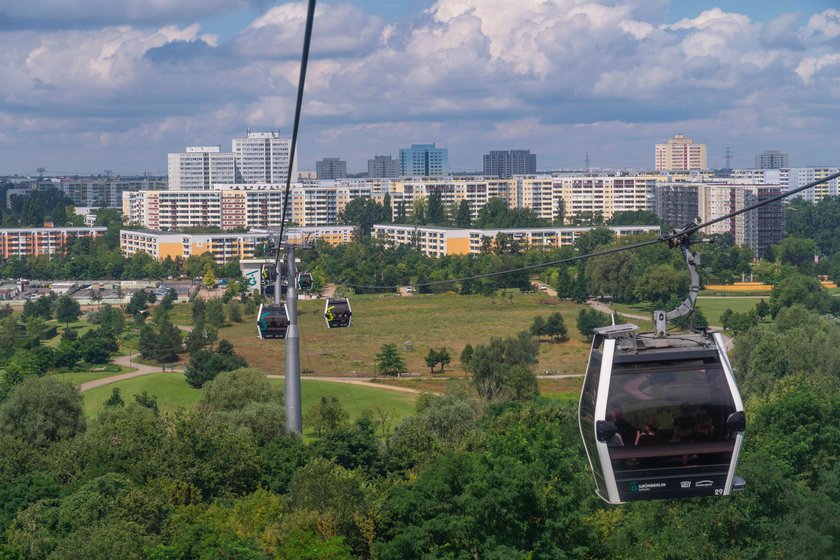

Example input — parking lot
[2,279,199,306]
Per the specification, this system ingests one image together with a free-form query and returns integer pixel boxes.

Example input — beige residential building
[120,226,354,263]
[373,224,660,257]
[551,176,656,221]
[0,227,106,258]
[123,183,375,231]
[655,134,707,171]
[124,175,658,233]
[388,178,517,220]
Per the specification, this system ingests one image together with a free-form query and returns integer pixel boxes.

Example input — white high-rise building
[168,147,236,190]
[780,167,840,202]
[232,131,296,184]
[655,134,707,171]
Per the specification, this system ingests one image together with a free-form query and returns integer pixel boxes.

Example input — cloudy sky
[1,0,838,175]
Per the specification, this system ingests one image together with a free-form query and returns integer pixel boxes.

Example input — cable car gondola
[297,272,314,292]
[257,303,290,339]
[324,298,351,328]
[260,263,289,298]
[579,222,745,503]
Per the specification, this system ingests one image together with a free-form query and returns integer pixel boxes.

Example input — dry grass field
[211,292,592,377]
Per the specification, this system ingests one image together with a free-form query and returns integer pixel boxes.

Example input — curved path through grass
[81,355,426,396]
[80,354,180,392]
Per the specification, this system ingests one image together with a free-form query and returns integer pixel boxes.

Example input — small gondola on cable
[579,219,746,504]
[256,303,290,339]
[324,297,352,328]
[297,272,314,292]
[260,263,287,298]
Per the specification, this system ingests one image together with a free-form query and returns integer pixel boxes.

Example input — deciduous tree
[55,295,82,327]
[0,376,85,447]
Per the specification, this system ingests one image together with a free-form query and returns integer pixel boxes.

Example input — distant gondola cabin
[324,298,351,328]
[257,303,290,339]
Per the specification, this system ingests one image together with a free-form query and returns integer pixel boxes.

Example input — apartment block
[120,226,354,264]
[232,131,295,184]
[653,182,783,257]
[399,144,448,177]
[373,224,660,257]
[755,150,788,170]
[730,169,781,184]
[0,227,106,258]
[780,167,840,202]
[388,178,517,221]
[655,134,708,171]
[123,183,376,231]
[60,177,164,208]
[368,155,400,178]
[315,157,347,180]
[551,176,656,221]
[483,150,537,178]
[168,147,236,190]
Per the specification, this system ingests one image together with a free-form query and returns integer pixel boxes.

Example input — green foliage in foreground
[0,311,839,559]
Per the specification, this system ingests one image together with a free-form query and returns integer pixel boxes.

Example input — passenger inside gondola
[669,405,695,443]
[610,404,636,445]
[634,418,659,446]
[693,413,716,441]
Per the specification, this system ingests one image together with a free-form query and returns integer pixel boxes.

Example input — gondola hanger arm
[653,218,705,337]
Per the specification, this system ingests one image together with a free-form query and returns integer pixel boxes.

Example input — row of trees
[340,195,664,233]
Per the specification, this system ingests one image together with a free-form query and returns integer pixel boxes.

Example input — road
[531,281,558,297]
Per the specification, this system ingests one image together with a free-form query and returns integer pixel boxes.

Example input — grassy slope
[213,293,591,377]
[83,374,418,429]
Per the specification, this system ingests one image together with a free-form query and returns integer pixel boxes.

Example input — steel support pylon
[283,247,302,433]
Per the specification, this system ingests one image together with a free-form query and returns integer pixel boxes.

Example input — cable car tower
[257,232,315,434]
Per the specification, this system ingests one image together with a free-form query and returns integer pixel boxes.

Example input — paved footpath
[266,375,423,394]
[79,358,430,395]
[79,354,182,392]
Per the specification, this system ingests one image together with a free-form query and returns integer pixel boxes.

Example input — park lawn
[44,318,96,347]
[83,373,418,430]
[84,373,201,416]
[695,297,766,326]
[217,292,592,377]
[611,298,765,328]
[53,365,136,385]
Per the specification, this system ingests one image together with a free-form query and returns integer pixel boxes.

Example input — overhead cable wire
[319,171,840,291]
[275,0,317,272]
